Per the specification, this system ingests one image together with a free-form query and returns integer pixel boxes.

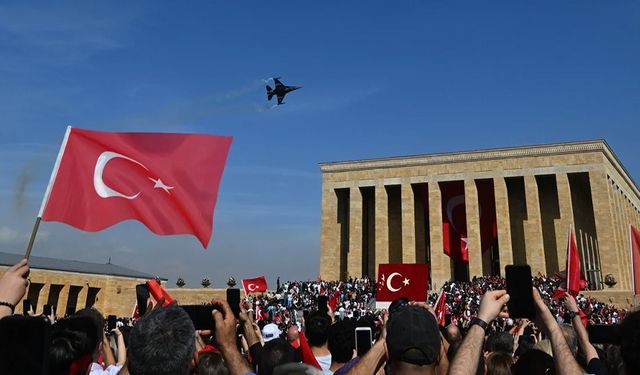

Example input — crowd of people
[0,257,639,375]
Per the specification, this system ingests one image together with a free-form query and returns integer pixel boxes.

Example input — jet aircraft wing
[274,78,284,88]
[277,94,285,105]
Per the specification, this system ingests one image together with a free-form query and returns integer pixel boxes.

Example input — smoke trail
[15,165,32,210]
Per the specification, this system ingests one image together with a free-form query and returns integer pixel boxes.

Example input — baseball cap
[262,323,282,342]
[386,306,440,365]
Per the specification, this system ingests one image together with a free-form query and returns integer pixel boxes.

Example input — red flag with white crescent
[434,289,447,326]
[242,276,268,294]
[39,127,232,248]
[630,225,640,295]
[440,181,468,262]
[376,263,429,302]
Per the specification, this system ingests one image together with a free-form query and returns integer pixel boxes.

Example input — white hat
[262,323,282,342]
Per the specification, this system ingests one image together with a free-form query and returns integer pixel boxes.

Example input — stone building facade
[319,141,640,299]
[0,252,239,317]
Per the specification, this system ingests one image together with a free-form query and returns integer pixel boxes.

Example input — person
[0,258,30,319]
[563,292,606,375]
[125,305,196,375]
[263,323,282,343]
[326,319,355,375]
[449,289,586,375]
[258,339,296,375]
[49,316,100,375]
[197,350,230,375]
[286,323,301,349]
[484,352,512,375]
[619,308,640,374]
[73,307,125,374]
[484,332,514,355]
[346,304,446,375]
[306,313,332,370]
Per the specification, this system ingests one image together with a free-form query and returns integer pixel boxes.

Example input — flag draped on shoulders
[40,127,232,248]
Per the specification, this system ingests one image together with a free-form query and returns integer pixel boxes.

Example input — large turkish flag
[376,263,429,302]
[440,181,468,262]
[40,127,232,247]
[630,225,640,295]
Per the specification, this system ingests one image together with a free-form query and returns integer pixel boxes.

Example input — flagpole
[24,217,41,259]
[25,126,73,259]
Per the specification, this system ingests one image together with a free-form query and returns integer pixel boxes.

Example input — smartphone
[136,284,150,316]
[227,288,241,319]
[107,315,117,332]
[43,304,52,316]
[23,300,31,316]
[588,324,620,344]
[181,305,215,331]
[318,295,328,314]
[0,315,51,375]
[355,327,372,357]
[505,264,535,319]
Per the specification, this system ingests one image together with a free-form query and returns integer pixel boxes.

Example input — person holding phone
[0,258,30,319]
[563,293,606,375]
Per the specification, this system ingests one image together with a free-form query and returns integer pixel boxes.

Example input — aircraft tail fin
[266,85,273,101]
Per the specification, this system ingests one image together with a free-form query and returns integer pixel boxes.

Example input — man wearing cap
[345,305,447,375]
[262,323,282,343]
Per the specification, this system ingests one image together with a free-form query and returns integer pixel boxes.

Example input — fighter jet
[266,77,302,105]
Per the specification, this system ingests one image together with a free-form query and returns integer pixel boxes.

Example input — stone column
[589,170,622,290]
[401,182,416,263]
[320,182,340,280]
[523,175,546,275]
[429,182,451,289]
[375,182,389,279]
[39,284,51,313]
[464,178,483,277]
[555,173,575,272]
[77,286,89,309]
[494,176,513,273]
[57,286,69,316]
[348,186,363,278]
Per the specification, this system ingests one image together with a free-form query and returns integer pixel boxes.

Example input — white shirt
[90,363,123,375]
[315,354,332,371]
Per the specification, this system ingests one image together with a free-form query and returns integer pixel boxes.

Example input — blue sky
[1,1,639,288]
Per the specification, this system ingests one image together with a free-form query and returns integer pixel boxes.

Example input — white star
[402,278,410,286]
[148,177,174,194]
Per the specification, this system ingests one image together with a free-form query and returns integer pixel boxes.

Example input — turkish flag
[376,263,429,302]
[434,289,447,326]
[440,181,468,262]
[40,127,232,248]
[242,276,268,294]
[565,226,583,297]
[630,225,640,294]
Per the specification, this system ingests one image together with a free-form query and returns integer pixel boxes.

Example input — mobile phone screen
[108,315,117,331]
[43,304,52,316]
[136,284,150,316]
[181,305,215,331]
[355,327,372,357]
[227,288,241,318]
[318,296,328,314]
[23,300,31,316]
[505,264,535,319]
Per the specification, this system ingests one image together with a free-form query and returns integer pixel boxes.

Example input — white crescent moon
[386,272,403,292]
[248,283,257,292]
[94,151,149,199]
[446,194,465,232]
